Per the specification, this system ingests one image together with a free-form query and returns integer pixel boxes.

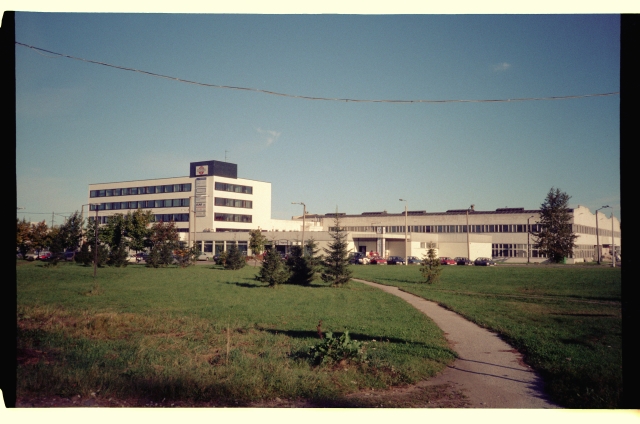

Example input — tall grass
[351,265,622,408]
[17,262,455,404]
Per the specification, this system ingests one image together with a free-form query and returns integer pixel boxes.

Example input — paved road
[354,279,560,408]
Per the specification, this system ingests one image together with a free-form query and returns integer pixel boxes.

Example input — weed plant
[351,265,622,408]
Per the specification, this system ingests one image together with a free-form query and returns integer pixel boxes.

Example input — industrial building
[88,160,621,263]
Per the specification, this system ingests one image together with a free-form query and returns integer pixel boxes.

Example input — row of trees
[17,209,196,268]
[253,214,352,288]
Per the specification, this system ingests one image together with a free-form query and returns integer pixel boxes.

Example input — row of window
[89,198,190,211]
[214,197,253,209]
[195,240,249,254]
[572,224,619,238]
[90,184,192,198]
[491,243,546,258]
[214,213,252,223]
[215,182,253,194]
[89,213,190,224]
[332,224,545,233]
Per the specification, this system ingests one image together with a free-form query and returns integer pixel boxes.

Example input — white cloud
[493,62,511,72]
[257,128,281,146]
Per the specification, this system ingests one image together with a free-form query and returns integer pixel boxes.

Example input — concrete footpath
[354,279,559,408]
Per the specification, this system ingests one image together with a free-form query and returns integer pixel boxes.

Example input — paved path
[354,279,559,408]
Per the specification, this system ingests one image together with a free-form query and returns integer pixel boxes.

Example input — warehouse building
[88,160,621,263]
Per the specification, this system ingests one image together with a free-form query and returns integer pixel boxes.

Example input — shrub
[420,242,442,284]
[285,245,316,286]
[107,242,129,268]
[75,244,92,266]
[255,248,289,287]
[224,243,246,270]
[307,330,365,366]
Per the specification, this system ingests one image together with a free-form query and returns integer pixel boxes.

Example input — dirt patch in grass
[16,381,469,408]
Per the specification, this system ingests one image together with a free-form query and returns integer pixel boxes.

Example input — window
[99,190,105,197]
[146,186,156,194]
[214,197,252,208]
[182,183,192,192]
[90,190,98,198]
[155,200,163,208]
[172,199,181,207]
[164,185,174,193]
[204,241,213,253]
[215,182,253,194]
[214,213,252,223]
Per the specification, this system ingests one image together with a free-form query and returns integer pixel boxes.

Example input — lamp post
[595,205,610,264]
[292,202,306,255]
[466,205,474,261]
[94,206,99,278]
[611,210,616,268]
[527,215,535,264]
[399,199,408,265]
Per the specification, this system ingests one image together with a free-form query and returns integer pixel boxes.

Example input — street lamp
[292,202,306,255]
[595,205,610,264]
[611,209,616,268]
[527,215,535,264]
[466,205,474,261]
[399,199,408,265]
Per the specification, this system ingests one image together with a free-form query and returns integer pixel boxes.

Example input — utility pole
[527,215,535,264]
[611,211,616,268]
[399,199,408,265]
[94,207,98,278]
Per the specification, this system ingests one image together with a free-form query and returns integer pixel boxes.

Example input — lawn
[350,264,622,408]
[16,261,455,406]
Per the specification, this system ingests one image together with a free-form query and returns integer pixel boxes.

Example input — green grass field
[350,264,622,408]
[16,261,455,406]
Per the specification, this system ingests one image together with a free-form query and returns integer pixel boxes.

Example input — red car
[440,257,456,265]
[38,251,52,260]
[370,256,387,265]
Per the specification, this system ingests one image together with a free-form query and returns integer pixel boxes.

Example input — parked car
[349,252,367,264]
[407,256,422,265]
[65,251,78,261]
[38,251,52,260]
[24,251,39,261]
[370,256,387,265]
[454,257,473,266]
[474,257,496,266]
[42,252,65,261]
[387,256,405,265]
[440,257,456,265]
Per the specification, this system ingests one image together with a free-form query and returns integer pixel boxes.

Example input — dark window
[98,190,105,197]
[155,200,163,208]
[147,186,156,194]
[90,190,98,198]
[172,199,181,207]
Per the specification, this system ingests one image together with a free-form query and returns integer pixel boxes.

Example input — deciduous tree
[249,228,268,265]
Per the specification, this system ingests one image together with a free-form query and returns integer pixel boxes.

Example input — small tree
[286,245,316,286]
[532,187,578,263]
[16,218,31,257]
[249,228,268,265]
[148,220,179,267]
[321,212,352,287]
[75,243,92,266]
[225,243,246,270]
[108,241,129,267]
[256,247,290,287]
[420,242,442,284]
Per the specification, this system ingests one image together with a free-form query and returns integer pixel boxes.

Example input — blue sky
[14,11,621,224]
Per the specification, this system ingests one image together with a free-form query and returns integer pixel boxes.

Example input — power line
[16,41,620,105]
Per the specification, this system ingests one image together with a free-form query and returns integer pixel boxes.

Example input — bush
[224,244,246,270]
[307,330,365,366]
[420,243,442,284]
[286,245,316,286]
[75,244,92,266]
[255,248,289,287]
[107,242,129,268]
[145,246,162,268]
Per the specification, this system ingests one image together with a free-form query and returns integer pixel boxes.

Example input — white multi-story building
[87,161,621,263]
